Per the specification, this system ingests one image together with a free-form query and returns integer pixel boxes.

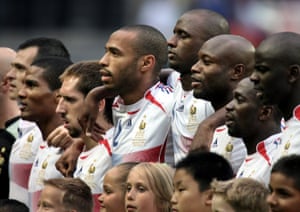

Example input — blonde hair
[211,178,269,212]
[112,162,139,194]
[130,162,174,212]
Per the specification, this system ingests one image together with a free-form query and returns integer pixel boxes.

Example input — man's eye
[236,96,245,104]
[255,65,269,73]
[178,32,188,39]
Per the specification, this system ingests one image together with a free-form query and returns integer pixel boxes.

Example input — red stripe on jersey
[122,145,165,162]
[11,163,32,189]
[294,105,300,121]
[79,154,89,160]
[112,102,119,108]
[257,141,271,166]
[145,90,166,113]
[215,126,226,132]
[100,139,112,156]
[39,144,46,149]
[128,109,140,115]
[245,157,253,163]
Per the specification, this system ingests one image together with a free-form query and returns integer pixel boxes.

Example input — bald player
[0,47,18,198]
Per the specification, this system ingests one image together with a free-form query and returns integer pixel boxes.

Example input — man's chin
[192,91,207,100]
[68,129,82,138]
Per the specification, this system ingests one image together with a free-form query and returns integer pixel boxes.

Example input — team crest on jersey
[19,133,34,159]
[190,104,197,115]
[282,140,291,156]
[187,103,198,132]
[84,161,96,189]
[225,142,234,152]
[132,116,146,146]
[223,141,234,161]
[37,156,49,185]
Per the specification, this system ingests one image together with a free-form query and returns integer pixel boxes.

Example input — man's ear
[140,55,155,72]
[0,78,8,93]
[288,65,300,83]
[230,64,245,80]
[54,90,60,104]
[98,99,105,113]
[258,105,273,121]
[204,188,213,207]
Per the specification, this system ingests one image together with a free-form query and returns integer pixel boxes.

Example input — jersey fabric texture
[9,120,43,207]
[111,82,174,165]
[210,125,247,174]
[74,128,113,212]
[28,142,63,211]
[274,105,300,160]
[236,133,282,186]
[166,71,215,165]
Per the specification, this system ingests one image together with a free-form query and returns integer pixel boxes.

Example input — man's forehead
[27,65,45,77]
[16,46,38,66]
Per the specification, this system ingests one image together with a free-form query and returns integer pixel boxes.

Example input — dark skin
[225,78,281,154]
[166,9,230,150]
[191,35,255,150]
[250,32,300,121]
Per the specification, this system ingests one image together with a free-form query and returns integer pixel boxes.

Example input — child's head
[99,162,138,212]
[171,150,234,212]
[125,162,174,212]
[0,199,29,212]
[39,177,93,212]
[268,155,300,212]
[211,178,269,212]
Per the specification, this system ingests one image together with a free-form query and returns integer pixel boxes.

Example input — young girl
[99,162,138,212]
[125,162,174,212]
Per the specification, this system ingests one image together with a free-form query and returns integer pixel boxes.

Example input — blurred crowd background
[1,0,300,61]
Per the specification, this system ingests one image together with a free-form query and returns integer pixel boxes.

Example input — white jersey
[74,145,112,211]
[210,125,247,174]
[166,71,215,165]
[111,82,174,165]
[274,105,300,160]
[74,128,114,212]
[9,120,43,207]
[236,133,282,186]
[28,142,63,211]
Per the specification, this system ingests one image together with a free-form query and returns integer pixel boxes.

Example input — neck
[279,83,300,120]
[83,136,98,151]
[121,77,159,105]
[211,95,232,111]
[243,124,281,154]
[180,73,193,91]
[37,115,63,140]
